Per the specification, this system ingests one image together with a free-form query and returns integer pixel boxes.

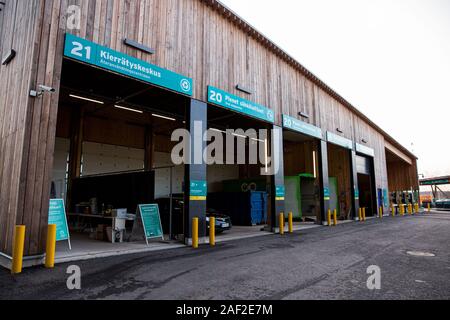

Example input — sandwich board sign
[48,199,72,250]
[132,204,164,245]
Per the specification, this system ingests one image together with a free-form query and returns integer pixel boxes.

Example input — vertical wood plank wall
[0,0,418,256]
[0,1,45,255]
[387,160,419,191]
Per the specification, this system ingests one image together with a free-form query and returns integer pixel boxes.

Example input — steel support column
[318,140,330,224]
[269,125,285,231]
[184,99,207,244]
[350,150,360,219]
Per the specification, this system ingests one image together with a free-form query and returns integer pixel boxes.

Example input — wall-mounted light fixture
[123,38,155,55]
[361,139,368,144]
[298,111,310,119]
[2,49,16,65]
[236,84,252,95]
[336,128,344,134]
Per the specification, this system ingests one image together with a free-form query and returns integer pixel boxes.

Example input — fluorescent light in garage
[152,113,176,121]
[115,105,144,114]
[69,94,104,105]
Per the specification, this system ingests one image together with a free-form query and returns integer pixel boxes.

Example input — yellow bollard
[333,209,338,226]
[288,212,293,233]
[362,208,366,222]
[358,208,362,222]
[379,207,383,219]
[279,212,285,235]
[327,209,332,226]
[428,203,431,213]
[391,206,395,217]
[209,217,215,247]
[45,224,57,268]
[11,225,26,274]
[192,217,199,249]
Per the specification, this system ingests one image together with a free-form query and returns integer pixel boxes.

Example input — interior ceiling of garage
[60,59,273,136]
[283,130,315,143]
[59,59,188,136]
[385,147,409,164]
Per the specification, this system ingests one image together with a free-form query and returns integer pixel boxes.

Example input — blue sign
[383,189,389,208]
[356,143,375,157]
[64,33,193,96]
[355,188,360,200]
[276,185,285,201]
[326,132,354,150]
[324,188,331,201]
[282,115,323,140]
[190,180,207,201]
[207,86,275,123]
[48,199,70,242]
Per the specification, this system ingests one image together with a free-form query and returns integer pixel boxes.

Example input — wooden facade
[0,0,418,257]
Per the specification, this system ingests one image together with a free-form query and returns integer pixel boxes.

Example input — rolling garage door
[356,155,372,175]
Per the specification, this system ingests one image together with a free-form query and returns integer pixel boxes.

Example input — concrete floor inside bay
[1,211,449,300]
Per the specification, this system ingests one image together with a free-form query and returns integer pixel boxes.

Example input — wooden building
[0,0,419,264]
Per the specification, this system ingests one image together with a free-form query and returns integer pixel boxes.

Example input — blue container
[208,191,268,226]
[250,209,264,225]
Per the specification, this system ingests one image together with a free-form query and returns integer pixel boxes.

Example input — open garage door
[204,86,279,240]
[356,155,377,216]
[327,143,353,221]
[283,129,322,225]
[386,145,420,210]
[50,46,192,259]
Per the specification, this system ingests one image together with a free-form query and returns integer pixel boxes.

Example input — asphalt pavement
[1,211,449,300]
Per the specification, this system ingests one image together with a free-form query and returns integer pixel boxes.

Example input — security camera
[30,84,56,97]
[38,85,56,93]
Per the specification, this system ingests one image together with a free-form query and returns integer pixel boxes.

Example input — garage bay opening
[206,104,274,241]
[355,154,377,217]
[283,130,322,226]
[327,142,354,222]
[50,58,190,259]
